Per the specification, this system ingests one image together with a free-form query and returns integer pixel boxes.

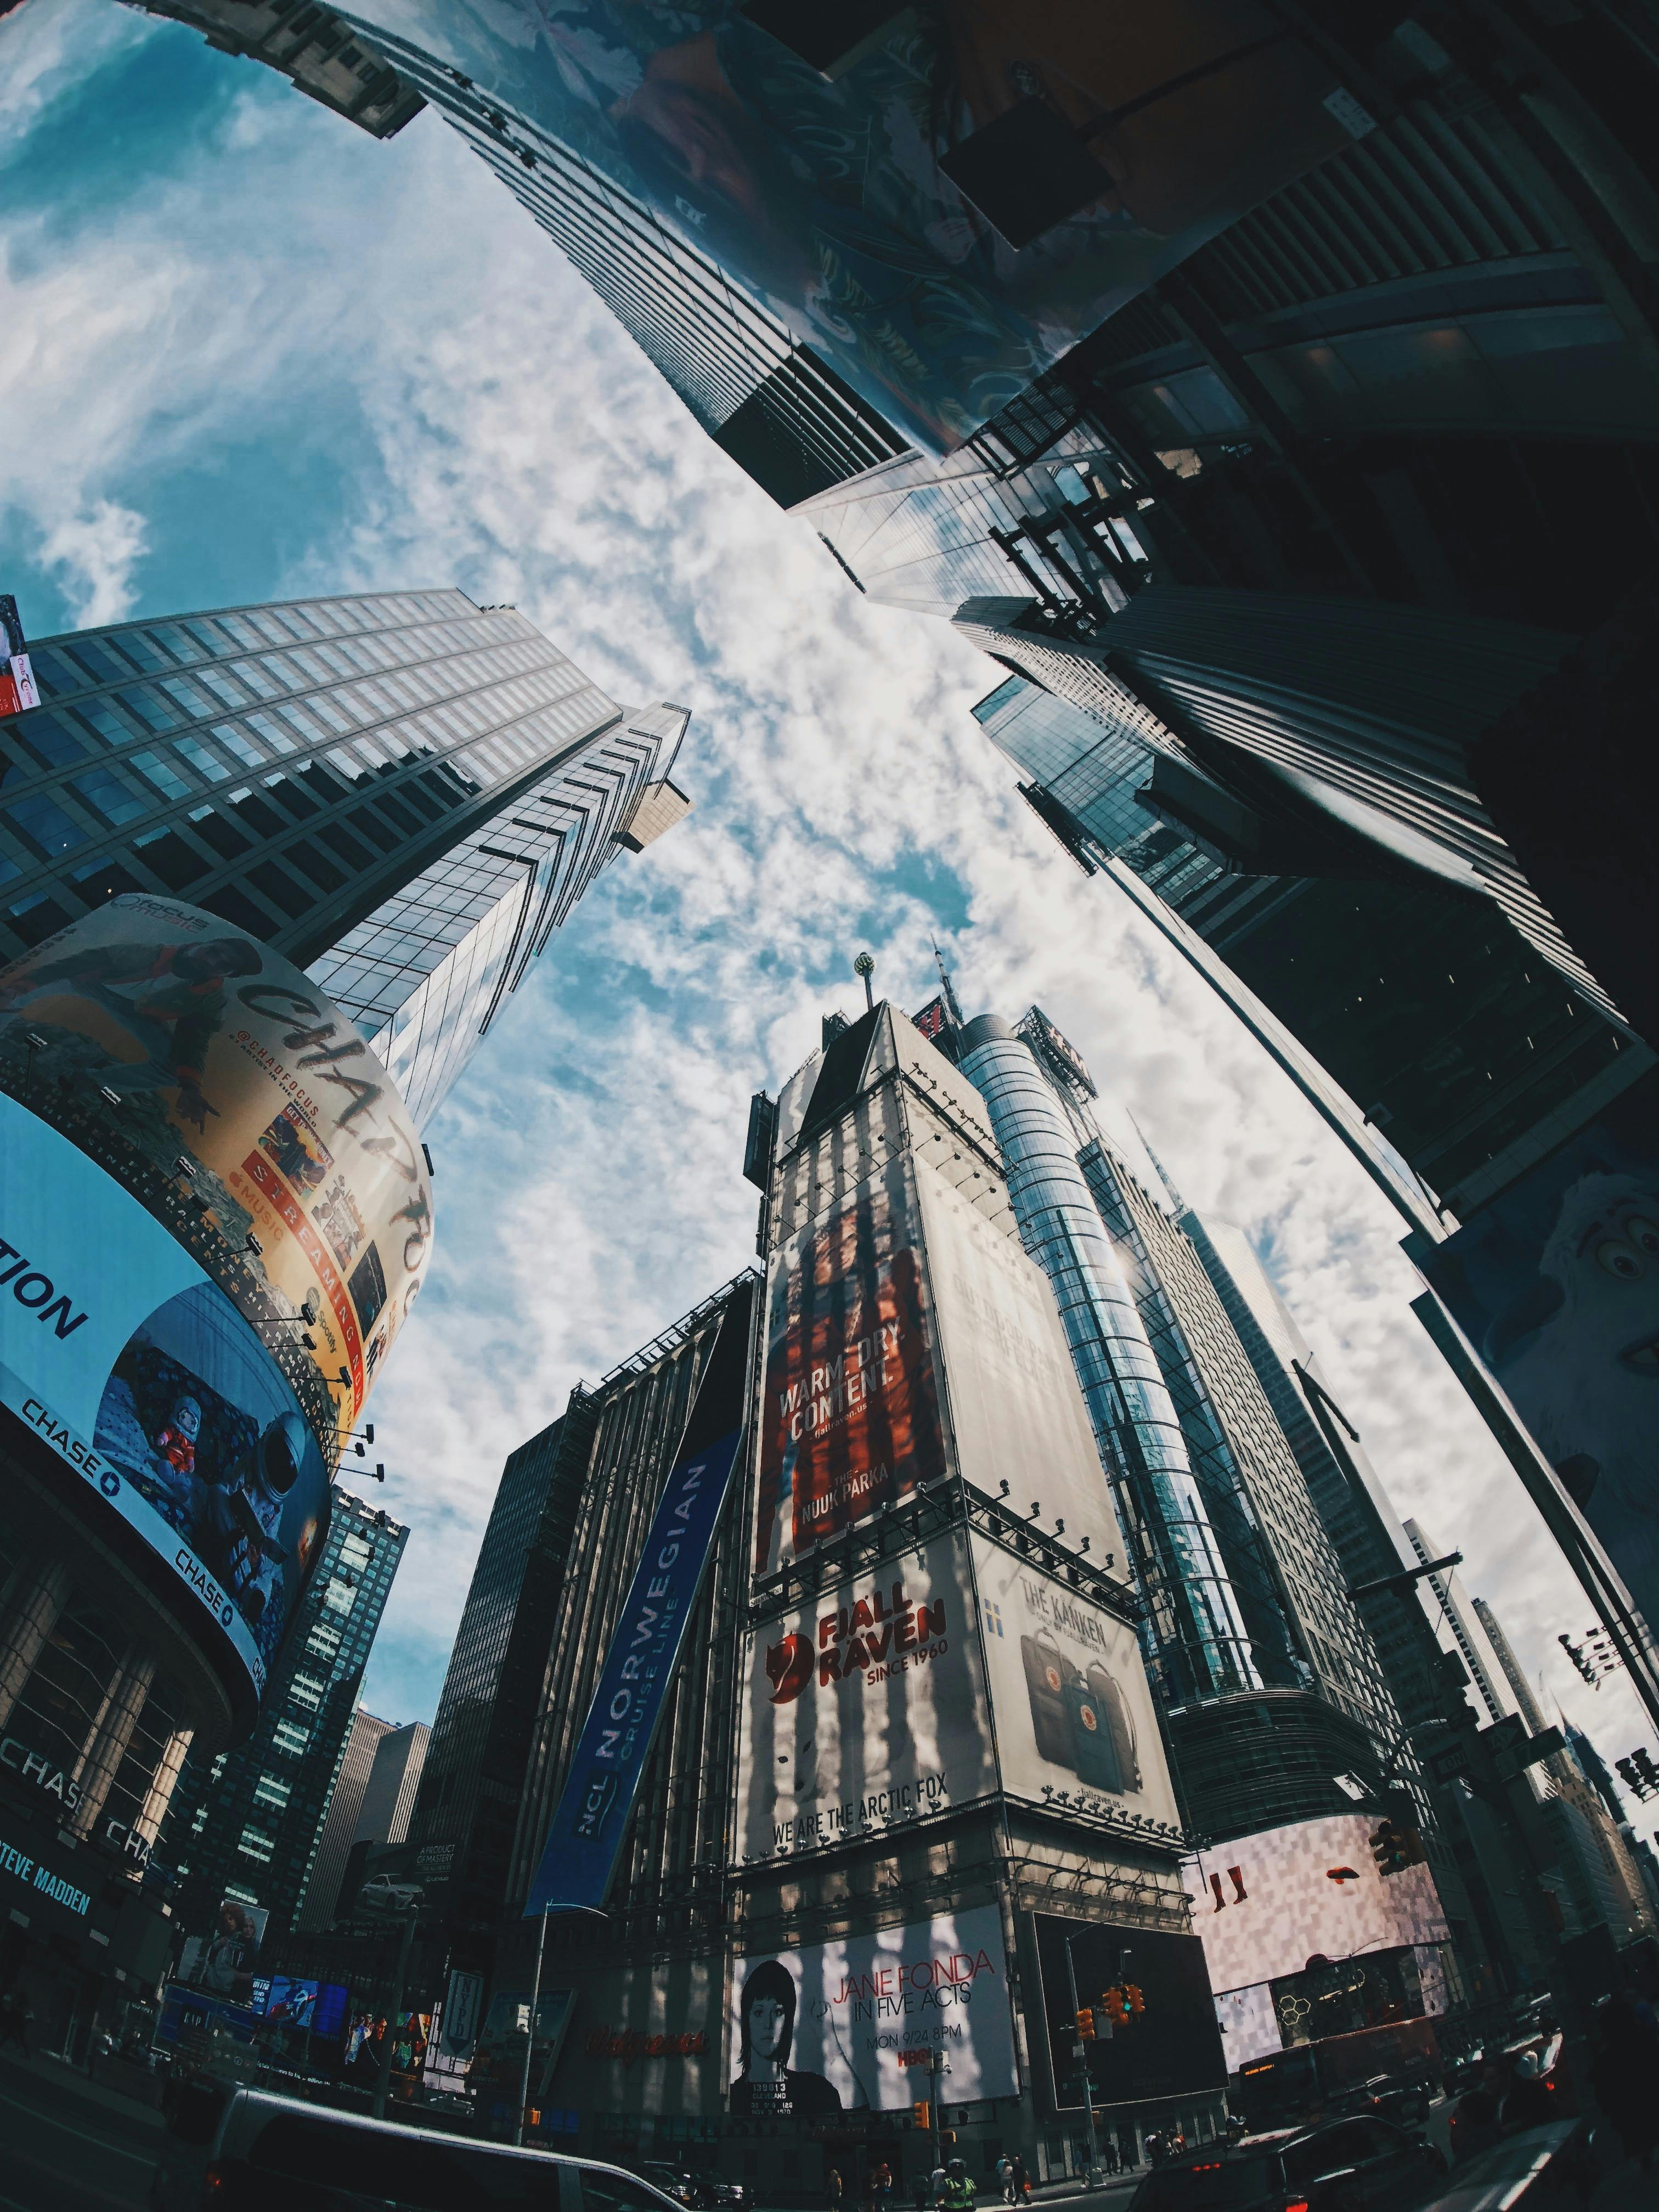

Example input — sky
[3,0,1651,1813]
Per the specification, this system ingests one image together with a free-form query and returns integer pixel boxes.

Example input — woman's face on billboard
[749,1994,787,2063]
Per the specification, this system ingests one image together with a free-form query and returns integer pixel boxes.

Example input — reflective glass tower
[161,1486,407,1948]
[969,674,1650,1229]
[0,588,689,1125]
[955,1009,1409,1829]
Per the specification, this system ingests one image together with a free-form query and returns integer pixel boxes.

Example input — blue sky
[4,0,1650,1785]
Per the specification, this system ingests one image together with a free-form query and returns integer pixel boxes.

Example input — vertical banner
[523,1279,755,1916]
[755,1158,947,1577]
[0,593,41,716]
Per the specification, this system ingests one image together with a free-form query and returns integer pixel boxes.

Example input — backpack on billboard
[1087,1660,1141,1793]
[1020,1630,1074,1767]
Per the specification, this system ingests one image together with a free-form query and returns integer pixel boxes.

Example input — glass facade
[960,1009,1413,1842]
[972,675,1651,1223]
[407,1276,752,1980]
[160,1488,407,1944]
[335,16,905,505]
[956,1021,1258,1706]
[405,1392,597,1951]
[1,590,688,1126]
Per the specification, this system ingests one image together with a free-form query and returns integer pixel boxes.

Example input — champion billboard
[0,896,434,1437]
[736,1528,996,1863]
[730,1904,1017,2118]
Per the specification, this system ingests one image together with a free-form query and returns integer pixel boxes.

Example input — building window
[273,1718,311,1758]
[252,1774,292,1813]
[237,1825,275,1864]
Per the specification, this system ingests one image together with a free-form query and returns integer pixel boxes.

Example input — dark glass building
[404,1389,600,1951]
[160,1487,407,1947]
[409,1276,751,1982]
[970,670,1649,1230]
[0,589,690,1125]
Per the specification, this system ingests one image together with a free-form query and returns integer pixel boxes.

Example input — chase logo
[573,1766,619,1842]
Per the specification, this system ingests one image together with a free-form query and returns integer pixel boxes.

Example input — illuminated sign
[0,1828,92,1918]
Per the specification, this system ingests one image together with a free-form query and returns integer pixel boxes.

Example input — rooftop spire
[1129,1111,1186,1213]
[932,935,967,1027]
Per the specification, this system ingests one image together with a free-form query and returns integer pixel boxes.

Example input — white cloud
[9,0,1651,1799]
[38,497,148,624]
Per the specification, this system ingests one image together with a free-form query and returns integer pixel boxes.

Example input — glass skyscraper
[970,675,1651,1229]
[161,1486,408,1947]
[957,1011,1409,1813]
[0,588,689,1125]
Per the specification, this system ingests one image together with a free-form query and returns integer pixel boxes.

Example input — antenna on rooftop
[931,936,966,1027]
[1128,1110,1185,1214]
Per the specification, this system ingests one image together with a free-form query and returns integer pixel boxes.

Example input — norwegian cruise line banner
[523,1279,754,1916]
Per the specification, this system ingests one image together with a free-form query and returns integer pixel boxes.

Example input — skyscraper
[401,1390,599,1951]
[136,8,1657,1032]
[161,1486,407,1947]
[969,674,1649,1232]
[1,588,690,1125]
[295,1706,394,1937]
[963,673,1659,1730]
[402,1273,754,2152]
[951,1004,1467,2053]
[0,580,689,2037]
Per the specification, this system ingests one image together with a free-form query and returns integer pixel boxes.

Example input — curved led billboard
[0,896,435,1713]
[0,1090,328,1706]
[0,895,433,1434]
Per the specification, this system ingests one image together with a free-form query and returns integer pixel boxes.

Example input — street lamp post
[372,1905,420,2121]
[515,1906,551,2148]
[1063,1935,1104,2186]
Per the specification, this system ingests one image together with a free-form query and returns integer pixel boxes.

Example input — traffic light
[1368,1819,1420,1875]
[1125,1983,1145,2016]
[1075,2008,1095,2041]
[913,2102,931,2131]
[1101,1987,1126,2027]
[1615,1747,1659,1803]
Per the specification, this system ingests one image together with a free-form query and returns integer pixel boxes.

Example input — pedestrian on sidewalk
[1010,2155,1030,2203]
[913,2170,930,2212]
[996,2154,1014,2205]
